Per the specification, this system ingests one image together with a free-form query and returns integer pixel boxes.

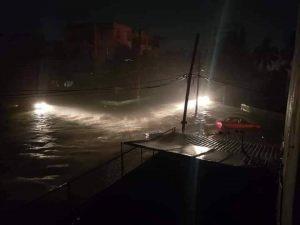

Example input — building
[65,22,159,63]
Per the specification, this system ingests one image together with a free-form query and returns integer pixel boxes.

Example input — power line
[0,71,276,99]
[0,74,186,98]
[0,76,182,93]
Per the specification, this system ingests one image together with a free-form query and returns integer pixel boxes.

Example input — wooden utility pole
[181,34,200,133]
[281,3,300,225]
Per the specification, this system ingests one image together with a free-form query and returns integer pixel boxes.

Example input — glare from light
[30,98,212,136]
[34,102,50,110]
[192,145,210,155]
[33,102,53,114]
[174,99,199,111]
[174,96,212,111]
[198,96,211,107]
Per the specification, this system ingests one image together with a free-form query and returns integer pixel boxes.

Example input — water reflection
[19,152,62,159]
[2,99,207,205]
[31,108,56,150]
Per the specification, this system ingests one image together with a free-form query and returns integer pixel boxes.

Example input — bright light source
[33,102,52,114]
[198,96,211,107]
[34,102,49,110]
[174,96,212,111]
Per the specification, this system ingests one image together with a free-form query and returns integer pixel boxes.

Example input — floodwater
[0,96,189,208]
[0,96,284,209]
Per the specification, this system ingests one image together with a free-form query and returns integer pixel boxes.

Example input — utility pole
[181,34,200,133]
[195,53,201,116]
[280,3,300,225]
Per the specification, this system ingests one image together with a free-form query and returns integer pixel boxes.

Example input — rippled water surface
[0,97,283,208]
[0,98,190,205]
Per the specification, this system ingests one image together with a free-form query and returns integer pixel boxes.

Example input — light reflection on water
[2,99,282,208]
[19,152,63,159]
[28,102,187,139]
[0,99,218,206]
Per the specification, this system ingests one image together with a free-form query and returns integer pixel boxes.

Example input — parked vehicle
[216,117,261,133]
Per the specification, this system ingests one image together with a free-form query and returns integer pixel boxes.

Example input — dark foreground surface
[5,152,278,225]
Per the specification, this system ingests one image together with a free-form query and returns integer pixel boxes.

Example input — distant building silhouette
[65,22,159,63]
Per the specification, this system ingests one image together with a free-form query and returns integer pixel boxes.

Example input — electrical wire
[0,74,186,98]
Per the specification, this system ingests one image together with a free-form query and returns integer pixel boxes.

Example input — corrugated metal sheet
[124,132,282,169]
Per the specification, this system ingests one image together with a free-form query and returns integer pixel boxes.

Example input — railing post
[121,142,124,177]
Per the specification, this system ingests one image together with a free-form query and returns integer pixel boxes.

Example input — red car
[216,117,261,133]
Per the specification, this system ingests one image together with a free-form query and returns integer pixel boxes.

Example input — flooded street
[0,95,284,209]
[0,96,188,206]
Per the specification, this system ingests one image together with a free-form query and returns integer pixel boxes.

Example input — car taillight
[216,121,222,129]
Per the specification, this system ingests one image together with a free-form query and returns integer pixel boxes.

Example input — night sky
[0,0,298,49]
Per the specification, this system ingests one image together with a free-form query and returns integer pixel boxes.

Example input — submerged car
[216,117,261,133]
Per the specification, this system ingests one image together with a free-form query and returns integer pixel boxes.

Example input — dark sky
[1,0,298,49]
